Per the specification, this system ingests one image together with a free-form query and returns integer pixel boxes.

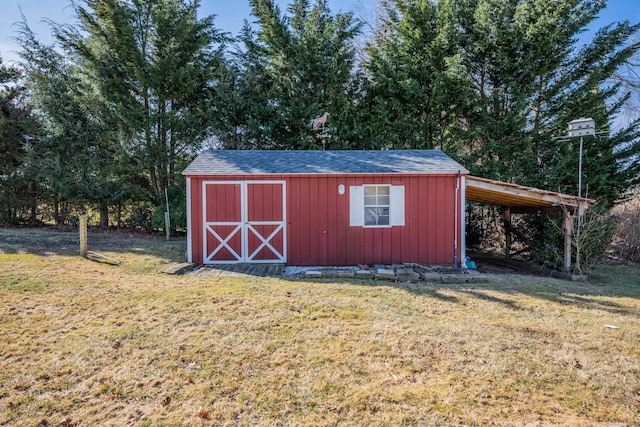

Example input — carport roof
[466,176,595,214]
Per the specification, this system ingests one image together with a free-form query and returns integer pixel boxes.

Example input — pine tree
[356,0,468,150]
[221,0,360,150]
[17,25,125,226]
[55,0,227,204]
[364,0,640,203]
[458,0,640,203]
[0,56,40,224]
[363,0,640,267]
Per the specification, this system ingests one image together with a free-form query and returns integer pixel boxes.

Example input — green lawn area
[1,228,639,426]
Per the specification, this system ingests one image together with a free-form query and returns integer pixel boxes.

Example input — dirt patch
[470,253,550,275]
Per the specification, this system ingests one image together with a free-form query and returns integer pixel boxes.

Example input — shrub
[124,205,154,231]
[610,192,640,263]
[151,186,186,235]
[572,205,616,274]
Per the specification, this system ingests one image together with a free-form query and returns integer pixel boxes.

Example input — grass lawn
[1,228,639,426]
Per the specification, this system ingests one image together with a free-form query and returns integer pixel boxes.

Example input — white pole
[460,175,467,269]
[578,136,583,198]
[575,136,583,273]
[164,186,171,241]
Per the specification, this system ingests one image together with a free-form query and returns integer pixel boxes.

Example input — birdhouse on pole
[567,118,596,137]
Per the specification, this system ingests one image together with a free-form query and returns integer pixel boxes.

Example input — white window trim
[363,184,392,228]
[350,184,405,228]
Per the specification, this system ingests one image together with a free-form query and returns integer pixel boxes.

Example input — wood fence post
[165,211,171,241]
[504,207,512,259]
[563,212,573,272]
[80,215,88,258]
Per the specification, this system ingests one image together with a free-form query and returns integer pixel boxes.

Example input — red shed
[182,150,469,267]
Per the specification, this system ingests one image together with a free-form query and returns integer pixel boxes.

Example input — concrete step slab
[396,268,420,282]
[375,268,396,281]
[305,270,323,278]
[163,262,196,275]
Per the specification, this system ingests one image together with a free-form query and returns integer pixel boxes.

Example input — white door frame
[202,180,286,264]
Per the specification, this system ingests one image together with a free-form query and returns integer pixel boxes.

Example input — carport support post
[563,212,573,272]
[503,208,512,258]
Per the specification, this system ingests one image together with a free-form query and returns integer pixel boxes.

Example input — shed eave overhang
[182,171,467,176]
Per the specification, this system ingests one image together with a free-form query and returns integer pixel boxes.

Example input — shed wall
[187,173,462,266]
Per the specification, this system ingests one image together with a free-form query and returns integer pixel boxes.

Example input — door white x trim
[205,223,242,262]
[246,222,284,261]
[202,180,286,264]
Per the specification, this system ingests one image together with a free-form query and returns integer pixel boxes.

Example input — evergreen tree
[17,25,125,226]
[356,0,468,150]
[215,23,280,149]
[220,0,360,150]
[363,0,640,267]
[0,56,41,224]
[0,58,24,180]
[457,0,639,204]
[55,0,227,204]
[364,0,640,204]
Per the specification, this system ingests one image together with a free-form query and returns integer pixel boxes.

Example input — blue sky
[0,0,367,63]
[1,0,638,64]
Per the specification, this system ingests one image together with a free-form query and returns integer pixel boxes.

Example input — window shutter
[390,185,405,226]
[349,186,364,226]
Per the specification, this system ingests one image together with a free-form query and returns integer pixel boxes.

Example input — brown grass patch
[1,228,639,426]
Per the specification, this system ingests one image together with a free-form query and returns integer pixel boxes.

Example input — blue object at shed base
[465,256,477,269]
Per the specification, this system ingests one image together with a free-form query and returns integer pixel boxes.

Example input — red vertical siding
[307,177,318,264]
[186,173,463,266]
[205,183,240,222]
[247,182,283,222]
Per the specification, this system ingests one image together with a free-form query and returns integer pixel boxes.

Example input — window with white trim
[364,185,390,226]
[350,185,405,227]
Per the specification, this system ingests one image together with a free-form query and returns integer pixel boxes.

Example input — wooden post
[165,211,171,241]
[504,207,512,259]
[563,212,573,272]
[79,215,88,258]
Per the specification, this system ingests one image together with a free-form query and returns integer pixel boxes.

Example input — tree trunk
[29,182,38,226]
[53,196,60,225]
[99,204,109,228]
[60,200,70,225]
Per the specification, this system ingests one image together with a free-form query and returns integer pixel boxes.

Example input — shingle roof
[182,150,469,175]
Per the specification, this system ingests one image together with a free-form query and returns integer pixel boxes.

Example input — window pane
[364,186,377,195]
[363,186,392,226]
[365,207,377,225]
[365,207,390,226]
